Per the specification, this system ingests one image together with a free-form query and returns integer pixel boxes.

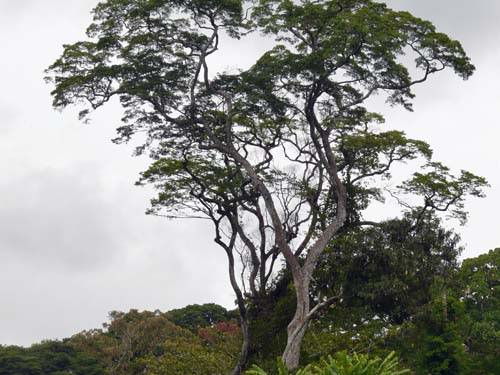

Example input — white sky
[0,0,499,346]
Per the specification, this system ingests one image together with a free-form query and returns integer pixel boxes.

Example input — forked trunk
[281,186,347,370]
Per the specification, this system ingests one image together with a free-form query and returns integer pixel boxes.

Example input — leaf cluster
[246,351,409,375]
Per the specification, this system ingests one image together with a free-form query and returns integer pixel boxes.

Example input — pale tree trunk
[282,320,308,370]
[282,286,342,370]
[282,189,347,370]
[282,276,310,369]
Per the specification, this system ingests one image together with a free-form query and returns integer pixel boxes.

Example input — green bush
[246,351,410,375]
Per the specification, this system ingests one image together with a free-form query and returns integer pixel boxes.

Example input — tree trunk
[282,276,310,370]
[231,317,250,375]
[282,315,309,370]
[281,182,347,370]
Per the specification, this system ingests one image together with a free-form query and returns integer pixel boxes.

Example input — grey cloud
[0,166,123,270]
[384,0,500,56]
[0,0,33,16]
[0,106,16,135]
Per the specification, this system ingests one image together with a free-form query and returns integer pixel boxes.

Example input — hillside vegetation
[1,249,497,374]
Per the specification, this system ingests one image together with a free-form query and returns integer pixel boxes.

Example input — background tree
[457,248,499,374]
[313,212,462,324]
[360,249,499,375]
[166,303,236,333]
[0,341,103,375]
[46,0,485,370]
[68,306,241,375]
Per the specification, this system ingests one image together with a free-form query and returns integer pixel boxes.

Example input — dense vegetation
[2,248,497,374]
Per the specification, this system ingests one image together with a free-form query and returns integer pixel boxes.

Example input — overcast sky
[1,0,499,346]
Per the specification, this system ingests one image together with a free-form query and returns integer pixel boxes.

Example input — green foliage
[385,249,499,374]
[245,214,468,369]
[0,341,103,375]
[45,0,482,225]
[246,352,409,375]
[457,248,500,374]
[69,307,241,375]
[389,292,468,374]
[246,357,294,375]
[314,212,462,324]
[312,352,410,375]
[399,162,488,224]
[251,0,474,110]
[460,248,499,321]
[246,277,297,369]
[110,310,240,374]
[166,303,236,332]
[0,305,240,375]
[247,229,499,375]
[139,340,227,374]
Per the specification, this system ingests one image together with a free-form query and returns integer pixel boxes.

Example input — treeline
[1,248,498,374]
[0,304,241,375]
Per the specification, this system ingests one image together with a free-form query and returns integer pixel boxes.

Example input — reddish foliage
[197,327,215,343]
[214,321,239,335]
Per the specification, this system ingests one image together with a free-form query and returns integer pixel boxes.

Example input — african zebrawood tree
[46,0,487,371]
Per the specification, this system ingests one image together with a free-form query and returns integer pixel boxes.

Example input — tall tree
[46,0,485,370]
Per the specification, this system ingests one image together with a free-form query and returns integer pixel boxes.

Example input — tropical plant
[246,352,409,375]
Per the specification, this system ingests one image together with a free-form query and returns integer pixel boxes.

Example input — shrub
[246,351,410,375]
